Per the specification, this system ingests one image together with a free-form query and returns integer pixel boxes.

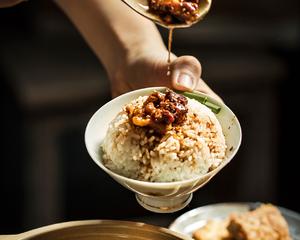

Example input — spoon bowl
[121,0,212,28]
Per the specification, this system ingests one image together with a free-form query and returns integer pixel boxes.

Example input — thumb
[170,56,201,91]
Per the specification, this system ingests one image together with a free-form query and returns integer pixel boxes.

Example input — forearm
[0,0,24,7]
[55,0,166,79]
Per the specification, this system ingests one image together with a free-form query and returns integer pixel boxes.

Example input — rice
[101,95,226,182]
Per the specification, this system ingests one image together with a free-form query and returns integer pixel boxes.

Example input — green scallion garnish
[179,91,221,114]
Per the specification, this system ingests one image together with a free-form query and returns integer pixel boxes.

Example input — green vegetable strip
[158,89,222,114]
[179,91,221,114]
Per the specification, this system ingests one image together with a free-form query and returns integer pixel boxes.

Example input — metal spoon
[121,0,212,29]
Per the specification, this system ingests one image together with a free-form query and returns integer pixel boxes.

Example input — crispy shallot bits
[126,89,188,133]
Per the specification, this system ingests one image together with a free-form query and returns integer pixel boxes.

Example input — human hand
[54,1,222,102]
[110,49,222,102]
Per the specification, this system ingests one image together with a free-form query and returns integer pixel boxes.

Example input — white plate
[169,202,300,239]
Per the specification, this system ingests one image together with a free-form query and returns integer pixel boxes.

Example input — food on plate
[193,219,231,240]
[228,204,291,240]
[101,89,226,182]
[147,0,203,24]
[193,204,292,240]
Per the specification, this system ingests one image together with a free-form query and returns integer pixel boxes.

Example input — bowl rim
[84,87,242,188]
[9,220,192,240]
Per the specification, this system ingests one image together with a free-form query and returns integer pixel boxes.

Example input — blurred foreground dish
[0,220,191,240]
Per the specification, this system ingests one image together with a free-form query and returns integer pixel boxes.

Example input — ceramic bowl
[85,87,242,213]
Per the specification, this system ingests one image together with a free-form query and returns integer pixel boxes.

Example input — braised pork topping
[148,0,201,24]
[126,89,188,134]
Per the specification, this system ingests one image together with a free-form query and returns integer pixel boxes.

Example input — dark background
[1,0,299,234]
